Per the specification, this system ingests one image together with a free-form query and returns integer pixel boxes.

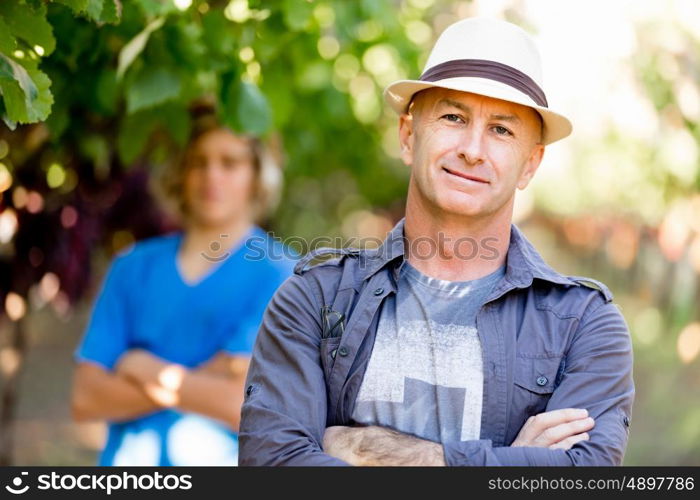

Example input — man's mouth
[442,167,489,184]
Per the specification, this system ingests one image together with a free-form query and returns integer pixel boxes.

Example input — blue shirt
[75,225,295,465]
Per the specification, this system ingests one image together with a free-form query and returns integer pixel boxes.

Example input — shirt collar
[362,217,575,289]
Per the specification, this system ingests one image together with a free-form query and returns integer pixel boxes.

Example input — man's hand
[115,349,185,408]
[115,349,249,429]
[511,408,594,449]
[322,426,364,464]
[323,426,444,466]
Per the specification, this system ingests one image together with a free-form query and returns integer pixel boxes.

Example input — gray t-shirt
[351,260,506,443]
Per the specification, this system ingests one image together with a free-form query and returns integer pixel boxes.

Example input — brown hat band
[419,58,549,108]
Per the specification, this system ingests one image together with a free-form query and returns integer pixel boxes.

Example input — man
[71,110,293,465]
[239,17,634,466]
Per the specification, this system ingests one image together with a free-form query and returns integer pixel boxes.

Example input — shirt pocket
[320,337,343,381]
[513,355,563,417]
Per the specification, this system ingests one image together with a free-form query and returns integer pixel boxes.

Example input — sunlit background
[0,0,698,465]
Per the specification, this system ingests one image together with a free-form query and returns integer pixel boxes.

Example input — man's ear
[516,144,545,190]
[398,113,415,166]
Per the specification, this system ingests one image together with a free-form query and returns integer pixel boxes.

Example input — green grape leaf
[0,78,26,126]
[85,0,121,23]
[24,66,53,122]
[201,9,236,58]
[126,64,181,113]
[117,109,158,165]
[1,107,17,129]
[100,0,121,23]
[52,0,90,14]
[0,53,35,96]
[133,0,177,18]
[117,16,165,79]
[0,1,56,56]
[0,17,18,54]
[159,103,191,146]
[85,0,104,21]
[0,56,52,124]
[223,79,272,135]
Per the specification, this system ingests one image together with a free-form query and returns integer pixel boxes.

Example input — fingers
[511,408,592,448]
[538,417,595,447]
[530,408,589,429]
[549,432,590,450]
[143,383,178,407]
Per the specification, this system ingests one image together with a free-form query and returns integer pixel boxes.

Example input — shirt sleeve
[238,273,349,466]
[443,298,635,466]
[74,254,132,371]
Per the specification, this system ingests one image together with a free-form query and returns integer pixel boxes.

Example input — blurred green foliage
[1,0,448,243]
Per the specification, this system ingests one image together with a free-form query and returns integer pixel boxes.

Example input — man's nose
[457,124,486,165]
[201,163,223,182]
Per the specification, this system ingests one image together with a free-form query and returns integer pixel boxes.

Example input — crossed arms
[71,350,249,430]
[239,274,634,466]
[322,408,594,466]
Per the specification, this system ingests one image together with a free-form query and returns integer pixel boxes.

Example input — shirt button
[338,346,349,357]
[246,385,254,396]
[623,415,630,427]
[373,287,384,296]
[331,348,337,359]
[536,376,548,386]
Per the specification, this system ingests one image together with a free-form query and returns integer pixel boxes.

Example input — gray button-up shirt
[239,219,635,466]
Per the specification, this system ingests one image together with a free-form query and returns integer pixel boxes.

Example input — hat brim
[384,77,572,145]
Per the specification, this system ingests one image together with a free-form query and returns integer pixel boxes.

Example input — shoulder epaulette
[294,247,362,275]
[568,276,614,303]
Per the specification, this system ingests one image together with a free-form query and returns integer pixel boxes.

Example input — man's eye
[223,158,242,169]
[493,125,512,136]
[442,114,463,123]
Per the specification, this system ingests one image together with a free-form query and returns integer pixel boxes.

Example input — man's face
[182,128,256,227]
[399,88,545,220]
